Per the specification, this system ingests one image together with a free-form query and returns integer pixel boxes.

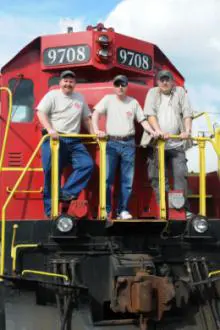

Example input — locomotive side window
[9,78,34,122]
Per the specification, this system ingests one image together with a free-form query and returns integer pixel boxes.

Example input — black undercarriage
[1,219,220,330]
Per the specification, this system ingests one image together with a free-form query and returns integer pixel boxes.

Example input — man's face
[113,80,128,97]
[59,76,76,95]
[157,77,174,94]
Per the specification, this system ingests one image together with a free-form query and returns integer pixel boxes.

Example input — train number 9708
[117,47,152,71]
[43,45,91,66]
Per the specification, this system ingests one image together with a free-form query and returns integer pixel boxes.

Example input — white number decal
[66,48,76,62]
[44,45,90,65]
[142,55,149,70]
[119,49,127,64]
[57,48,66,63]
[118,48,151,71]
[47,49,56,64]
[77,46,86,61]
[134,54,142,68]
[127,51,134,65]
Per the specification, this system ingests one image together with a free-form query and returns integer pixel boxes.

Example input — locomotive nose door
[0,76,44,220]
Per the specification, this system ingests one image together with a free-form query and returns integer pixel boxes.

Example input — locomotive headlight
[97,49,110,58]
[192,216,208,233]
[56,215,73,233]
[98,35,110,46]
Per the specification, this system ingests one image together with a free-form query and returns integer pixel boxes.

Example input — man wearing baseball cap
[92,74,158,221]
[36,70,94,217]
[140,69,193,218]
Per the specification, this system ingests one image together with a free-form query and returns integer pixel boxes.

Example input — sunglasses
[114,81,128,87]
[159,77,171,82]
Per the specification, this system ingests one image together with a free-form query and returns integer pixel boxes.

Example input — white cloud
[0,14,57,68]
[0,14,86,68]
[105,0,220,172]
[0,0,219,173]
[104,0,220,93]
[59,17,86,33]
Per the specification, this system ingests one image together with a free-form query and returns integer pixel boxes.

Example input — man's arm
[141,120,160,137]
[82,116,95,134]
[148,116,170,139]
[179,87,193,139]
[92,109,106,137]
[179,117,192,139]
[37,111,58,139]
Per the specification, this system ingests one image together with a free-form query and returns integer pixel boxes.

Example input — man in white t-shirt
[92,75,157,220]
[36,70,94,217]
[141,70,193,217]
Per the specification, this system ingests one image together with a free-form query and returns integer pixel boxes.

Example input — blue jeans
[41,137,94,216]
[106,138,135,214]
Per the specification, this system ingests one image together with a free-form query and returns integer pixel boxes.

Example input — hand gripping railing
[158,129,220,220]
[0,134,107,278]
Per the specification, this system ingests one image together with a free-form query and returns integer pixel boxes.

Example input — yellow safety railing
[0,87,13,169]
[193,112,213,135]
[6,187,43,193]
[215,128,220,178]
[11,224,38,272]
[0,135,48,278]
[50,134,106,219]
[157,131,220,219]
[158,140,166,219]
[1,134,106,278]
[22,270,69,283]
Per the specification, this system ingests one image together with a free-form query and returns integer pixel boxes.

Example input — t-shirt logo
[126,111,132,117]
[73,102,82,110]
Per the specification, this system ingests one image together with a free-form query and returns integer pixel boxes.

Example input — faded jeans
[147,145,190,209]
[41,137,94,217]
[106,138,135,214]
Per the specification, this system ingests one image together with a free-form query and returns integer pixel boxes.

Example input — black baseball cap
[60,70,76,79]
[113,75,128,85]
[157,70,173,80]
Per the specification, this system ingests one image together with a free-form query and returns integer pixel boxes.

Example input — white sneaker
[186,211,194,220]
[117,211,133,220]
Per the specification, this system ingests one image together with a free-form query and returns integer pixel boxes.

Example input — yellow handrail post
[0,87,13,169]
[158,140,166,220]
[198,140,206,216]
[214,128,220,178]
[50,138,60,218]
[98,139,107,220]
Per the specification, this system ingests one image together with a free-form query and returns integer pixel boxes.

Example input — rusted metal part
[111,271,175,321]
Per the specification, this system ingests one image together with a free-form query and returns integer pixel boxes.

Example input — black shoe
[59,193,77,202]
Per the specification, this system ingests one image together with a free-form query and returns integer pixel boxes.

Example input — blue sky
[0,0,121,23]
[1,0,220,171]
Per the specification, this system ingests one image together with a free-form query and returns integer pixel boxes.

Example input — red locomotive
[0,23,220,330]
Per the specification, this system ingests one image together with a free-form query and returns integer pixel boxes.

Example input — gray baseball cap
[113,75,128,85]
[60,70,76,79]
[157,70,173,80]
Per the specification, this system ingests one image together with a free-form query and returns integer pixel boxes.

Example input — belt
[108,135,134,141]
